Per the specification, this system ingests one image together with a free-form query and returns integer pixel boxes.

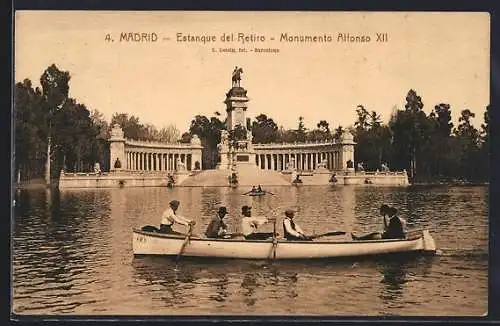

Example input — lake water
[11,185,488,316]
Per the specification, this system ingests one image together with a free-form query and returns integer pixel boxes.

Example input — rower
[240,205,275,240]
[205,206,229,239]
[251,186,257,193]
[160,200,195,235]
[283,209,311,241]
[257,185,262,192]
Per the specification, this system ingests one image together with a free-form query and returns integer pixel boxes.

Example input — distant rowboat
[248,191,266,196]
[132,229,437,260]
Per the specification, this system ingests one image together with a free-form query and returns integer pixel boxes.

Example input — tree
[389,89,428,181]
[454,109,482,180]
[14,79,46,181]
[40,64,71,184]
[353,106,391,171]
[354,105,370,131]
[428,103,454,178]
[317,120,330,134]
[251,114,278,144]
[307,120,331,141]
[296,116,307,142]
[333,126,344,141]
[110,113,146,140]
[189,114,224,169]
[157,124,181,143]
[479,105,490,181]
[180,132,191,143]
[276,126,296,143]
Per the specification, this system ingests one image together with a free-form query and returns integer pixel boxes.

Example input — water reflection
[12,185,488,315]
[241,272,258,306]
[377,256,435,307]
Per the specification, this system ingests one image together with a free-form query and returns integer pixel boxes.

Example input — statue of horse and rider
[232,66,243,87]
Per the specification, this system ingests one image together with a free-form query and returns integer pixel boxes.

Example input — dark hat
[380,204,397,216]
[285,209,295,217]
[242,205,252,213]
[169,200,180,208]
[218,206,228,214]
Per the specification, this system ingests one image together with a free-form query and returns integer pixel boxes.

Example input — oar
[265,190,275,195]
[269,219,278,261]
[176,225,194,262]
[309,231,346,239]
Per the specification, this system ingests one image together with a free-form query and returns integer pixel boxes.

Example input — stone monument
[216,66,257,171]
[109,124,125,172]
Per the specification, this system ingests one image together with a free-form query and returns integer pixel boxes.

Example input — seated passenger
[205,206,229,239]
[351,204,406,240]
[283,209,312,241]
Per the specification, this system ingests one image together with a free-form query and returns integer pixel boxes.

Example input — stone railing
[61,170,184,177]
[125,139,203,149]
[253,139,340,149]
[345,170,407,176]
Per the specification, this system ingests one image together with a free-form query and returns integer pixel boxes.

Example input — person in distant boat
[251,186,257,193]
[257,185,262,192]
[351,204,406,240]
[160,200,195,235]
[240,205,275,240]
[205,206,229,239]
[283,209,312,241]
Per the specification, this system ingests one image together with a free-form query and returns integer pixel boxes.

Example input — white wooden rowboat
[132,228,437,259]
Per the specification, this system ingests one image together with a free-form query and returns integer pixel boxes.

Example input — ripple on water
[12,186,488,316]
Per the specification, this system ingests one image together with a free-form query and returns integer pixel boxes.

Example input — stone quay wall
[58,171,192,189]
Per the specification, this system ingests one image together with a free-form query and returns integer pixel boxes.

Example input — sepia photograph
[12,11,490,317]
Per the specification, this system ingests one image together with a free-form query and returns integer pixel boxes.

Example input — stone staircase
[178,165,291,187]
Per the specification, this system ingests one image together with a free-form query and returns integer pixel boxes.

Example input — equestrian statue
[232,66,243,87]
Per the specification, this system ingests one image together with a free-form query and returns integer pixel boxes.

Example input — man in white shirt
[283,209,311,241]
[160,200,195,235]
[240,205,276,240]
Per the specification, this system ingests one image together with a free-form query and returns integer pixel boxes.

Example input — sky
[14,11,490,133]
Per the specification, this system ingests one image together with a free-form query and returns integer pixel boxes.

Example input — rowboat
[132,228,436,259]
[248,191,266,196]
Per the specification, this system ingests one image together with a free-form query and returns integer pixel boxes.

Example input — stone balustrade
[125,139,202,149]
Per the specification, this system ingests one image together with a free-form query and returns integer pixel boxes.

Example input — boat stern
[422,230,437,253]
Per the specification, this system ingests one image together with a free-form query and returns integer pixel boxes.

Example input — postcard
[13,11,490,317]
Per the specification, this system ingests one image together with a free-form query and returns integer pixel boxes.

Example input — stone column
[109,124,126,172]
